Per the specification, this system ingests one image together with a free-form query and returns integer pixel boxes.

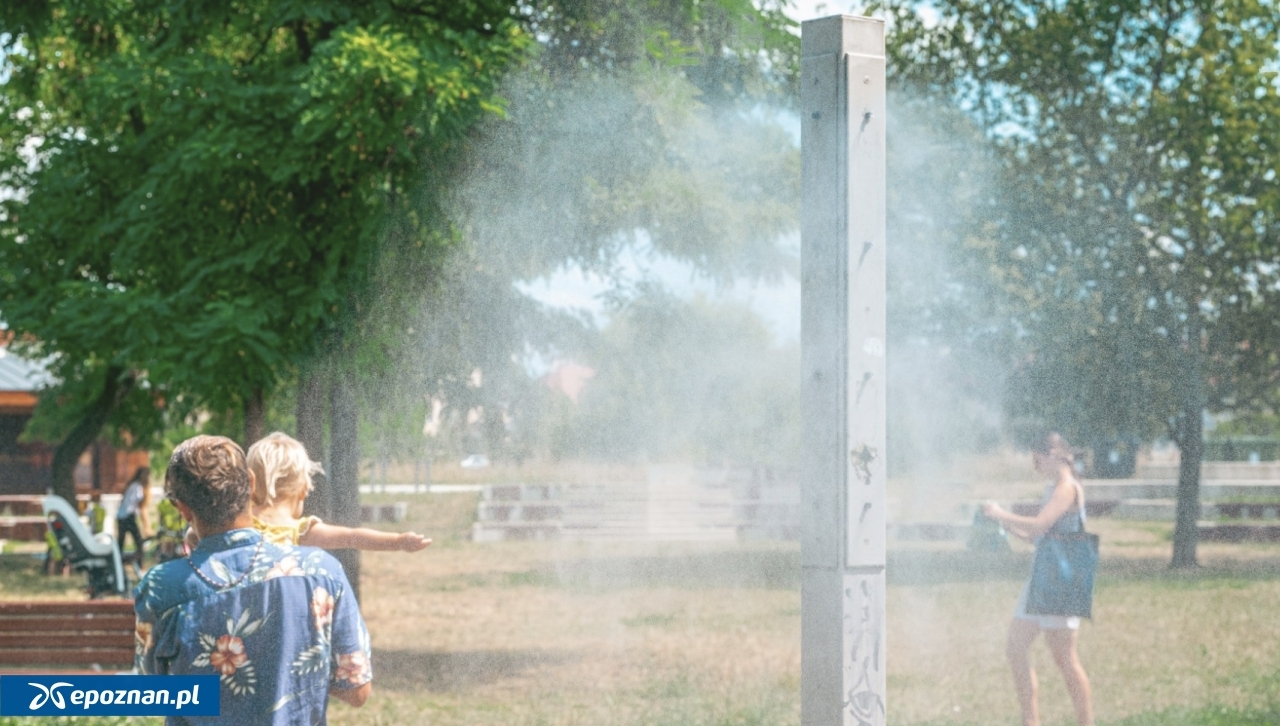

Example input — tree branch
[293,20,312,63]
[49,367,137,502]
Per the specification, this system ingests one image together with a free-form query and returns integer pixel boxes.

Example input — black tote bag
[1025,530,1099,619]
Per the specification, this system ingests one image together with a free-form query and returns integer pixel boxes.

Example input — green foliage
[549,289,799,465]
[1208,412,1280,440]
[357,0,802,465]
[0,1,527,446]
[884,95,1007,474]
[454,68,800,284]
[877,0,1280,452]
[524,0,798,105]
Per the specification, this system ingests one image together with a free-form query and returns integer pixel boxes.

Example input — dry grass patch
[339,508,1280,726]
[341,538,801,726]
[4,494,1280,726]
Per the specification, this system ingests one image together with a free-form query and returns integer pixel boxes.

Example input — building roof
[540,361,596,404]
[0,347,54,393]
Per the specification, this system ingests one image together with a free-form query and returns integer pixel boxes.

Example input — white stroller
[42,495,128,599]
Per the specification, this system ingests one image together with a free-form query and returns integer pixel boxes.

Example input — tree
[884,95,1008,477]
[548,287,800,465]
[0,1,526,500]
[880,0,1280,565]
[359,0,803,465]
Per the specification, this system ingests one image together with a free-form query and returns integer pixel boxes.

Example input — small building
[0,339,147,496]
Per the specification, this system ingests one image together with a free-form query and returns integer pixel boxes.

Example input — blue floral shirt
[135,529,372,725]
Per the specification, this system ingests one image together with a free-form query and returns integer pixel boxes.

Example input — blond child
[247,432,431,551]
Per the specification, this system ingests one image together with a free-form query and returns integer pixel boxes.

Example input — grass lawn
[5,493,1280,725]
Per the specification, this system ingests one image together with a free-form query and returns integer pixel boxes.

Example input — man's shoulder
[268,544,352,584]
[135,559,194,615]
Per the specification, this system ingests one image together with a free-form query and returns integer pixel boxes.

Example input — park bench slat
[0,600,136,671]
[0,615,136,632]
[0,601,134,616]
[0,648,134,666]
[0,633,135,648]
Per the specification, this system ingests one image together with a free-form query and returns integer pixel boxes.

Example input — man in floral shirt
[135,435,372,725]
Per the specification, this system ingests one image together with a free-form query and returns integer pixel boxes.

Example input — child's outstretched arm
[301,521,431,552]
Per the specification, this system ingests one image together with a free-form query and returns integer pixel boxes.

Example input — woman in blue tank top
[983,433,1095,726]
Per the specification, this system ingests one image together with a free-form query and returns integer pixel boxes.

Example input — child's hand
[398,532,431,552]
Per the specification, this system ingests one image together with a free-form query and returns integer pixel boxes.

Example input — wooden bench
[0,601,135,671]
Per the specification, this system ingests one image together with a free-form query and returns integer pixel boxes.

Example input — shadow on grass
[1105,706,1280,725]
[886,550,1280,588]
[0,554,91,599]
[887,550,1030,586]
[427,546,1280,594]
[498,547,1280,592]
[488,549,804,591]
[911,705,1280,726]
[1098,556,1280,587]
[373,648,574,692]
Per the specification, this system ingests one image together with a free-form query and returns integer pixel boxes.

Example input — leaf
[290,644,328,676]
[270,693,299,713]
[235,608,251,634]
[210,559,234,586]
[240,613,269,637]
[0,0,530,445]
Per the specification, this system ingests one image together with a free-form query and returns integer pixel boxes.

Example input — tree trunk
[49,367,135,503]
[329,374,361,600]
[90,441,102,494]
[1170,401,1203,568]
[244,386,266,448]
[484,406,506,463]
[297,370,329,521]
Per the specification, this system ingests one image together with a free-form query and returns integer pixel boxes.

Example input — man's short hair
[165,435,252,529]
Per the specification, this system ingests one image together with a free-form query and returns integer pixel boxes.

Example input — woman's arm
[301,522,431,552]
[982,477,1079,540]
[1002,521,1036,543]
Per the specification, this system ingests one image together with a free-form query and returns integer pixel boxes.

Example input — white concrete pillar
[800,15,887,726]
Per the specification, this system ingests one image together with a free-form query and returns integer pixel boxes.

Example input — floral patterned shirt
[134,528,371,725]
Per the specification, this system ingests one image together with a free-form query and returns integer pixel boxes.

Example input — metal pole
[800,15,887,726]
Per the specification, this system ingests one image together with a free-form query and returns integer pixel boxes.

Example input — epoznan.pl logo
[1,675,220,717]
[27,682,72,710]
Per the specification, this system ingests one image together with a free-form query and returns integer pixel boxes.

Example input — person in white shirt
[116,467,150,562]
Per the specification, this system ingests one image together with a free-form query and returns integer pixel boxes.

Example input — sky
[786,0,875,22]
[517,235,803,347]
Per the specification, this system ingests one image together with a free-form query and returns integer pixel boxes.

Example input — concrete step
[1138,462,1280,480]
[1087,480,1280,500]
[476,502,565,522]
[471,521,563,542]
[482,484,560,502]
[472,468,800,542]
[1112,499,1280,521]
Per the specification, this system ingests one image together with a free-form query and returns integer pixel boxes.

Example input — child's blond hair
[247,432,324,507]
